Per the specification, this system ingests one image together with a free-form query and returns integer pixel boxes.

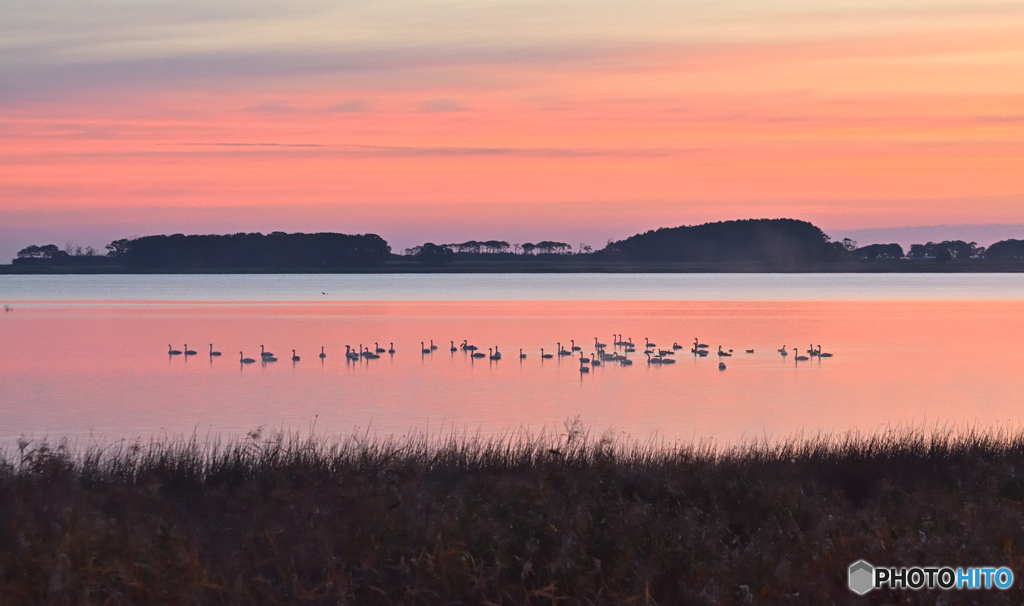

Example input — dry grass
[3,420,1024,604]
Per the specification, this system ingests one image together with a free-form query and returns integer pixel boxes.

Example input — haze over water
[2,274,1024,444]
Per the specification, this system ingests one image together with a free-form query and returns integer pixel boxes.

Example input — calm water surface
[2,274,1023,444]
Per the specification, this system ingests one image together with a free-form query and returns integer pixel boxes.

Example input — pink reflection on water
[2,300,1024,443]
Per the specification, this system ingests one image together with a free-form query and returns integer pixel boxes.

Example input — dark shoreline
[6,258,1024,274]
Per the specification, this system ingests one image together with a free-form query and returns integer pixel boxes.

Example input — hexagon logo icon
[848,560,874,595]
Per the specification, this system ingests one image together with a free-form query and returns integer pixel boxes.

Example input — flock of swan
[167,336,833,372]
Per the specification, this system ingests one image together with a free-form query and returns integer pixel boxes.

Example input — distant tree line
[597,219,850,264]
[12,223,1024,268]
[14,232,391,269]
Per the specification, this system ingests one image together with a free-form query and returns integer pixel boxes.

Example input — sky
[2,0,1023,259]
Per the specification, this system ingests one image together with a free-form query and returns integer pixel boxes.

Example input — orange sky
[1,1,1023,255]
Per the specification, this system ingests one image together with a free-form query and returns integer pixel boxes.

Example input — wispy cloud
[418,98,467,113]
[327,100,371,113]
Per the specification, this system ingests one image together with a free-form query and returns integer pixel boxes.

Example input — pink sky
[1,1,1023,257]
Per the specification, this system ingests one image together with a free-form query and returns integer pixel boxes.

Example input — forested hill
[109,232,391,269]
[598,218,846,264]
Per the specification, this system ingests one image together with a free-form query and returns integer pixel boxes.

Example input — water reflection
[1,300,1023,443]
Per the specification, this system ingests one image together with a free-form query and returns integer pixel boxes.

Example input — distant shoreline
[5,258,1024,274]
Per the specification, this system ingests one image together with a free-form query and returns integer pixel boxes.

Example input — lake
[2,274,1024,444]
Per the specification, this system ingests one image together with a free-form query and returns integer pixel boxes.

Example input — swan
[719,362,726,370]
[717,346,732,357]
[658,349,673,356]
[472,350,486,358]
[645,337,656,348]
[365,348,380,359]
[672,342,683,350]
[489,347,500,360]
[807,344,818,356]
[541,348,553,359]
[375,342,386,353]
[579,352,590,364]
[493,346,501,359]
[661,357,676,364]
[694,338,708,349]
[261,345,274,358]
[591,354,601,367]
[520,348,527,359]
[421,342,431,354]
[817,345,833,358]
[579,360,590,373]
[209,344,221,356]
[240,352,256,364]
[571,339,581,351]
[389,342,396,354]
[745,349,754,354]
[558,342,571,356]
[319,346,326,359]
[292,350,300,362]
[620,356,633,366]
[168,345,182,355]
[646,353,662,364]
[780,346,788,357]
[614,334,625,346]
[430,340,438,350]
[263,353,278,362]
[793,348,809,362]
[451,340,458,352]
[184,345,197,356]
[595,337,606,349]
[464,340,478,351]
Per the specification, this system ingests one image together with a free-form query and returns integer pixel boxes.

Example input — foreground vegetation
[4,423,1024,604]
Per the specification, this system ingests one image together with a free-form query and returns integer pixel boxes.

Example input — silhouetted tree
[853,243,904,260]
[936,249,953,264]
[416,243,454,267]
[535,241,571,254]
[105,239,132,258]
[598,219,846,264]
[482,240,510,254]
[907,240,982,260]
[985,239,1024,260]
[522,243,536,255]
[109,232,391,269]
[17,244,65,259]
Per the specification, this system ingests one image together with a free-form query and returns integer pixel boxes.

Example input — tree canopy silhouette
[984,239,1024,260]
[111,232,391,269]
[415,243,454,266]
[598,219,846,263]
[907,240,983,260]
[852,243,904,260]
